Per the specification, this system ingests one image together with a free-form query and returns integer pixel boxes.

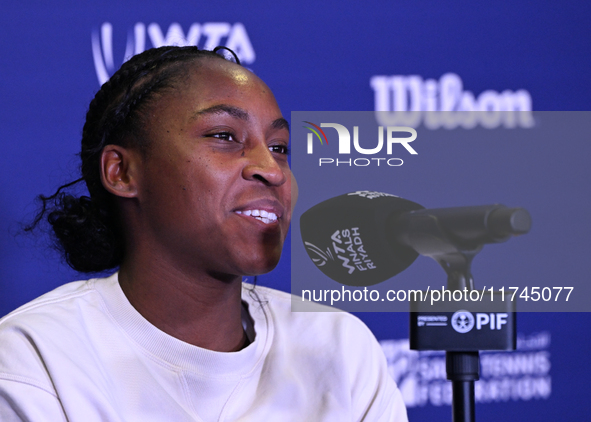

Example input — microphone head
[487,207,532,237]
[300,191,424,286]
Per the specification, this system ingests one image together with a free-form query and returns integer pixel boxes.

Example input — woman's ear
[100,145,141,198]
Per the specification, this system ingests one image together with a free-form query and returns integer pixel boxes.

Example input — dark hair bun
[47,194,123,272]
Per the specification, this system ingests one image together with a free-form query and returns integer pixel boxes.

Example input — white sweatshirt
[0,273,407,421]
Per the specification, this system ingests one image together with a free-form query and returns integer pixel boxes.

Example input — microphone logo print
[303,121,417,167]
[303,242,333,267]
[306,228,377,275]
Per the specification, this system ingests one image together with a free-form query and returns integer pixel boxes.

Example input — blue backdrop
[1,1,590,420]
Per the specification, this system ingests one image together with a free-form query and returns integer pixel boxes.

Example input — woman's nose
[242,142,287,186]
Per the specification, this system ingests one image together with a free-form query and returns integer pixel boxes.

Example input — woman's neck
[118,257,246,352]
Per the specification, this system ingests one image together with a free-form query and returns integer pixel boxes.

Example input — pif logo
[451,310,475,333]
[450,310,509,334]
[303,122,417,167]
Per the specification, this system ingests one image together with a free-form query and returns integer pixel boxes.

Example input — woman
[0,46,407,421]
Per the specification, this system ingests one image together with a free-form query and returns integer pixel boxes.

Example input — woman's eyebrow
[271,118,290,132]
[192,105,289,133]
[192,104,249,121]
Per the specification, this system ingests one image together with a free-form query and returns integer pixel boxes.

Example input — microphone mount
[299,193,532,422]
[391,204,531,291]
[392,204,531,422]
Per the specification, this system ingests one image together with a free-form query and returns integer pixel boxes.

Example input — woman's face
[133,58,294,278]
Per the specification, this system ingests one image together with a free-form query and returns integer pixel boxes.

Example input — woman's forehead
[148,62,267,117]
[171,60,276,110]
[181,58,264,91]
[146,59,281,130]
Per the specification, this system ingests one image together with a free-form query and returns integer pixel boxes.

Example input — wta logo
[303,121,417,167]
[304,228,376,275]
[91,22,255,85]
[304,241,333,267]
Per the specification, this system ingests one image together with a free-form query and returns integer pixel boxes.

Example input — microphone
[299,191,531,287]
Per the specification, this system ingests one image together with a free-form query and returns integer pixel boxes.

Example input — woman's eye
[269,145,290,155]
[210,132,236,142]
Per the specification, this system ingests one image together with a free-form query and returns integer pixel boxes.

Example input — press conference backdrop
[1,2,590,421]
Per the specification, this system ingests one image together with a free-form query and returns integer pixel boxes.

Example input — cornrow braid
[27,46,240,273]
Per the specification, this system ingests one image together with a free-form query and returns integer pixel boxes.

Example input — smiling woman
[0,46,407,421]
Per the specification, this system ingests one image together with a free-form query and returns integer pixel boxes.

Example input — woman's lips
[235,209,278,224]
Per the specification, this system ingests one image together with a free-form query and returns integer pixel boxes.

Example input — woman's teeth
[235,209,278,224]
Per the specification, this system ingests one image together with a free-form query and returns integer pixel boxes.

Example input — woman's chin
[239,254,283,277]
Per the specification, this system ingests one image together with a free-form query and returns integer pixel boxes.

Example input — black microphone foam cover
[300,191,424,286]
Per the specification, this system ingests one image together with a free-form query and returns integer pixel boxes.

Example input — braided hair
[27,46,241,273]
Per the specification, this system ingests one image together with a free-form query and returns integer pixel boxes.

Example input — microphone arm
[390,205,532,289]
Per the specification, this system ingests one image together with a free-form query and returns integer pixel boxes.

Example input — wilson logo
[370,73,534,129]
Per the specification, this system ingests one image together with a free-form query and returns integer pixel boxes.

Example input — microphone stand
[439,250,480,422]
[398,205,525,422]
[409,243,517,422]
